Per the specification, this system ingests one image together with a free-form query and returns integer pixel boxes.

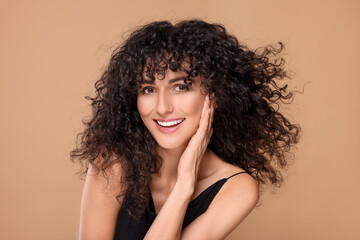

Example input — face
[137,69,206,150]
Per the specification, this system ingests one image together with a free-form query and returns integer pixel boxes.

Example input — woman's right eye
[140,87,155,94]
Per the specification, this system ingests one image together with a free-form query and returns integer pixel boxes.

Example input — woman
[71,19,300,239]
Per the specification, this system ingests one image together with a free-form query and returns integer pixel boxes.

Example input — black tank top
[113,171,247,240]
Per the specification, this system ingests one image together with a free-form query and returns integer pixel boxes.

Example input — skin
[79,69,259,240]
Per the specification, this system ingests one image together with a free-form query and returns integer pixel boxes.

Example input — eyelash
[140,83,192,95]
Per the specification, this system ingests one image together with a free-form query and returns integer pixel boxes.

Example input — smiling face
[137,69,206,150]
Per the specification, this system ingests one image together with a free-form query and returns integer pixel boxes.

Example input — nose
[156,91,173,115]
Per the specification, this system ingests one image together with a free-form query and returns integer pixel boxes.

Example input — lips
[155,118,185,127]
[153,118,185,134]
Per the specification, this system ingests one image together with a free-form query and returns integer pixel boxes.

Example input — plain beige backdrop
[1,0,359,239]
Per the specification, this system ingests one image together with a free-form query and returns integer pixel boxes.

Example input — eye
[174,83,192,92]
[140,87,155,94]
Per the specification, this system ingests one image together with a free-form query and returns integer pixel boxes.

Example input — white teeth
[156,119,184,127]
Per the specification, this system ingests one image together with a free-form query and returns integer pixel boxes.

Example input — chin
[151,133,191,150]
[155,138,188,150]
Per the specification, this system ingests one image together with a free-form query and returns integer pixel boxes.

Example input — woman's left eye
[174,84,191,92]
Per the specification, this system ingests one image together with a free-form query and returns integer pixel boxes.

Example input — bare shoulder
[217,159,258,206]
[220,169,258,206]
[211,160,258,205]
[87,156,125,196]
[80,156,124,240]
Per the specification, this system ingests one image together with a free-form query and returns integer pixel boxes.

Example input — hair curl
[71,19,301,220]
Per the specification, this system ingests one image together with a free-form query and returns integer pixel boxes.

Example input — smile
[155,118,185,127]
[154,118,185,134]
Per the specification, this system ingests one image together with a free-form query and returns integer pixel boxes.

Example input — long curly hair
[71,19,300,220]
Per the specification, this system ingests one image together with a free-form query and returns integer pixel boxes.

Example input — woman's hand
[177,94,216,187]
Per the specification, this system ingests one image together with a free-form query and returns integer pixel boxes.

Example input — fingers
[193,94,215,146]
[200,94,215,142]
[200,95,209,123]
[199,95,209,126]
[208,94,215,136]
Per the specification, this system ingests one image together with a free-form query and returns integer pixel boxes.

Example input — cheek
[137,97,152,120]
[178,94,205,118]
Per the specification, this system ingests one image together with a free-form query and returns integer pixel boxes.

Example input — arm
[79,162,123,240]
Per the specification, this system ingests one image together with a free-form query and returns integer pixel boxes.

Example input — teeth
[156,119,184,127]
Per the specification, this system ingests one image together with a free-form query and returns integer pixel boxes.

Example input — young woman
[71,19,300,240]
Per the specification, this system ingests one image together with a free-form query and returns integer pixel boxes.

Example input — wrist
[174,178,195,199]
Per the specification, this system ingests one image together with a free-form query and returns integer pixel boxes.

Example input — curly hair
[71,19,300,220]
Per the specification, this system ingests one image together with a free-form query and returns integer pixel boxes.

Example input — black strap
[226,171,247,180]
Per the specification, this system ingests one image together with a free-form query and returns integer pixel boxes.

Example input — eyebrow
[141,76,191,85]
[169,76,190,84]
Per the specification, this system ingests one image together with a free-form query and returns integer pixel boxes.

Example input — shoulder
[79,157,125,240]
[210,153,258,192]
[87,153,125,192]
[211,159,259,210]
[218,169,258,208]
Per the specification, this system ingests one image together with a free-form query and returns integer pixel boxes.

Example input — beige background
[1,0,359,239]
